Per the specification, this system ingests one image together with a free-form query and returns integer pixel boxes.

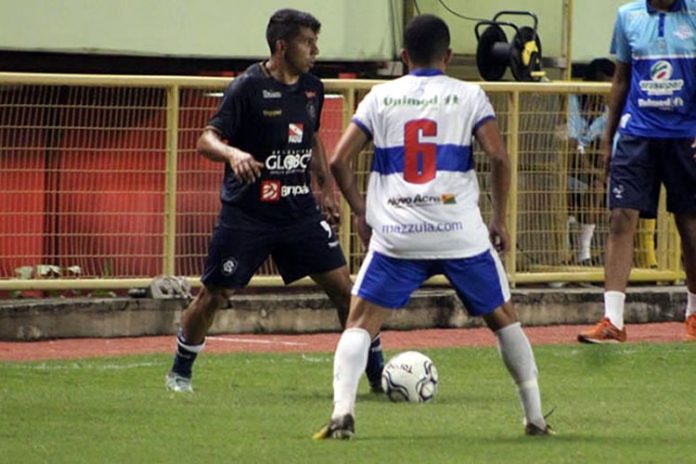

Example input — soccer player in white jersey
[313,14,551,439]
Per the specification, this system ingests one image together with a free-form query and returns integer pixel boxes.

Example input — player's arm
[329,122,371,246]
[196,128,263,184]
[601,60,630,179]
[475,119,511,253]
[310,134,340,225]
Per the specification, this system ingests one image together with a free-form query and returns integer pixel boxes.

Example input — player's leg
[312,296,392,440]
[483,304,550,435]
[675,214,696,341]
[314,252,427,439]
[310,266,385,393]
[578,135,659,343]
[662,138,696,341]
[275,216,385,392]
[443,249,551,435]
[166,285,232,392]
[166,223,270,392]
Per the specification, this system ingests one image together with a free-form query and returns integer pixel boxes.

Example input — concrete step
[0,285,688,341]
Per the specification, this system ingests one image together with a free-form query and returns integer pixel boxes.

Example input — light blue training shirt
[611,0,696,137]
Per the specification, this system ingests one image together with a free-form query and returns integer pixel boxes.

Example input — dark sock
[364,334,385,385]
[170,330,202,378]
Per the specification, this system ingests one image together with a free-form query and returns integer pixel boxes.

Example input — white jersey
[352,70,496,259]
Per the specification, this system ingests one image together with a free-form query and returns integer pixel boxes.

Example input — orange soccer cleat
[577,317,627,344]
[684,314,696,342]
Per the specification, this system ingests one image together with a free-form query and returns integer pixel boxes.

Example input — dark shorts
[201,213,346,289]
[608,135,696,218]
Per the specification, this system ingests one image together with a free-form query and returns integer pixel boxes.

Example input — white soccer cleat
[165,371,194,393]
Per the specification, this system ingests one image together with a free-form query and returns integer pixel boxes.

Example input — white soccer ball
[381,351,438,403]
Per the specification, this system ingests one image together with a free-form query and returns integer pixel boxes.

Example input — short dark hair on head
[266,9,321,54]
[404,14,450,66]
[584,58,615,81]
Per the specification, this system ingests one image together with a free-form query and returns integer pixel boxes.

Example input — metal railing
[0,73,684,292]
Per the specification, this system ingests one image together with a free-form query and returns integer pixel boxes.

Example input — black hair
[584,58,615,82]
[266,9,321,54]
[403,14,450,66]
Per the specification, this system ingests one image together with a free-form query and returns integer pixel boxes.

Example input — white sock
[686,291,696,318]
[604,291,626,330]
[332,328,371,419]
[495,322,545,429]
[576,224,596,261]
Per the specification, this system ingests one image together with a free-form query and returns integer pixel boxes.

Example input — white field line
[207,336,307,347]
[4,361,159,370]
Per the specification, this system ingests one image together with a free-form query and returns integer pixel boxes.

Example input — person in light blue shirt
[578,0,696,343]
[566,58,614,265]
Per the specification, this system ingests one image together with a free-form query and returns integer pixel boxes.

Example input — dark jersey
[207,62,325,226]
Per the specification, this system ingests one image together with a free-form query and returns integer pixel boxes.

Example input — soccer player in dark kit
[165,8,384,393]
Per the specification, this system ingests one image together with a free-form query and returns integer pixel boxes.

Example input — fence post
[506,90,520,285]
[340,87,355,270]
[164,85,180,276]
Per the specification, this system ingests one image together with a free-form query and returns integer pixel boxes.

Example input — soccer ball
[381,351,438,403]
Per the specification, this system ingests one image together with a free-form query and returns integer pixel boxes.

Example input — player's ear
[400,48,410,67]
[274,39,287,56]
[443,48,453,66]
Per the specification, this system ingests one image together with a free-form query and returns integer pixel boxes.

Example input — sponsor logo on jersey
[280,184,310,197]
[260,180,281,202]
[265,149,312,173]
[262,90,282,99]
[638,97,685,108]
[674,25,694,41]
[441,193,457,204]
[386,193,456,208]
[306,100,317,124]
[288,123,304,143]
[381,221,464,234]
[221,257,238,276]
[639,61,683,96]
[305,91,317,98]
[259,180,310,202]
[263,109,282,117]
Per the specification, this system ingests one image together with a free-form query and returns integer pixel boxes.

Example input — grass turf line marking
[207,336,307,346]
[3,361,159,370]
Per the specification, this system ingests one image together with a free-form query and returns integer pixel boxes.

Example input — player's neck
[650,0,677,11]
[264,58,301,85]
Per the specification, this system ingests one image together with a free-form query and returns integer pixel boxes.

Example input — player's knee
[197,285,233,313]
[609,209,638,236]
[484,301,519,331]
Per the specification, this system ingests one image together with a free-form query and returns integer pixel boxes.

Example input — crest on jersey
[650,61,672,81]
[288,123,304,143]
[260,180,281,202]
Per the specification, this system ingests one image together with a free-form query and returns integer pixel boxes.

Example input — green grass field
[1,343,695,463]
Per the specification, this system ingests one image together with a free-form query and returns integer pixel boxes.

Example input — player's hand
[356,213,372,250]
[489,220,509,253]
[317,190,341,227]
[228,148,264,183]
[691,137,696,162]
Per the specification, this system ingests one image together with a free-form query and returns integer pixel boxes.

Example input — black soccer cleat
[312,414,355,440]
